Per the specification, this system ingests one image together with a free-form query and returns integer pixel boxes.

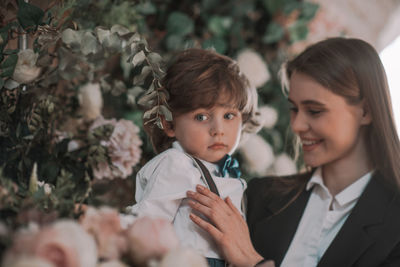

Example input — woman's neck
[321,137,373,196]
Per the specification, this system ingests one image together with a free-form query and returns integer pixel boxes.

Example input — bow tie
[217,154,241,178]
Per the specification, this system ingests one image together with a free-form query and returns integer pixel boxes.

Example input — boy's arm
[131,151,202,221]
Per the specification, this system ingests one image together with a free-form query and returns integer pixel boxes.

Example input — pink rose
[2,220,97,267]
[90,116,142,179]
[159,248,208,267]
[80,206,127,260]
[125,216,180,265]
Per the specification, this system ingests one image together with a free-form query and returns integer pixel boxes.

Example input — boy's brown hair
[144,48,260,153]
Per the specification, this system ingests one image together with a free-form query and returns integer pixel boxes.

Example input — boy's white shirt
[129,141,247,259]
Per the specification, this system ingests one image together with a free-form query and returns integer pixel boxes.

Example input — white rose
[237,49,270,88]
[12,49,41,84]
[78,83,103,121]
[239,134,275,176]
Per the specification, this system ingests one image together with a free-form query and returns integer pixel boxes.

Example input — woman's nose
[291,112,309,134]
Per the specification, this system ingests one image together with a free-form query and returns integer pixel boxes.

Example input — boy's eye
[195,114,208,121]
[224,113,236,120]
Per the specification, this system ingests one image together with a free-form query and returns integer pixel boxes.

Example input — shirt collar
[306,167,373,207]
[172,141,220,175]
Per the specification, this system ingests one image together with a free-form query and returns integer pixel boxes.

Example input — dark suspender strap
[193,157,220,197]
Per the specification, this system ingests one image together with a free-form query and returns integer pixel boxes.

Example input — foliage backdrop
[0,0,318,246]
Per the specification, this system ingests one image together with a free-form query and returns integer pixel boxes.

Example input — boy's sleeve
[131,150,202,221]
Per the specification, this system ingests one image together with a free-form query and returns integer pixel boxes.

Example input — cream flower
[258,105,278,129]
[125,216,180,265]
[80,206,127,260]
[90,116,142,179]
[12,49,41,84]
[78,83,103,121]
[239,134,275,176]
[237,49,270,88]
[159,248,208,267]
[272,153,297,176]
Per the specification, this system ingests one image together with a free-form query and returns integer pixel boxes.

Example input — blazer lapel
[318,173,395,267]
[252,187,312,266]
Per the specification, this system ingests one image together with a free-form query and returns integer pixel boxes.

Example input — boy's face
[164,105,242,163]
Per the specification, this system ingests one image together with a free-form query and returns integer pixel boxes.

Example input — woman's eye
[224,113,235,120]
[308,109,322,115]
[195,114,208,121]
[289,107,298,113]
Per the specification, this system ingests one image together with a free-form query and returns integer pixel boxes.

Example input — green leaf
[166,12,194,36]
[263,22,284,44]
[208,16,233,37]
[61,28,82,47]
[131,50,146,67]
[300,2,319,21]
[159,105,172,121]
[147,52,163,65]
[81,32,100,55]
[17,0,44,31]
[0,54,18,78]
[0,25,9,51]
[202,37,227,54]
[165,34,184,51]
[0,78,4,88]
[282,1,301,15]
[135,2,157,15]
[288,20,309,42]
[262,0,284,14]
[3,49,19,55]
[133,65,152,85]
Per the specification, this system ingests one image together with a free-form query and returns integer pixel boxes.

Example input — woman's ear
[361,103,372,125]
[161,117,175,137]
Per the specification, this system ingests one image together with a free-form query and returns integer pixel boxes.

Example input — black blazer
[246,171,400,267]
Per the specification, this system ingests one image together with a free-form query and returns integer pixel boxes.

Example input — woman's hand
[187,184,271,267]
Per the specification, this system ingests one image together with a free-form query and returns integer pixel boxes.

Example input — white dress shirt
[280,168,372,267]
[129,142,246,259]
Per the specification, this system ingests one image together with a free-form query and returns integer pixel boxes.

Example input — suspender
[192,157,220,197]
[186,154,220,197]
[188,154,246,217]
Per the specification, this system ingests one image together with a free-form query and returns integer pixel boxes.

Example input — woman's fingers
[225,197,243,218]
[189,213,223,241]
[188,199,212,217]
[195,184,220,200]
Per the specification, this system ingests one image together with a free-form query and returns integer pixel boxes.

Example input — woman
[186,37,400,267]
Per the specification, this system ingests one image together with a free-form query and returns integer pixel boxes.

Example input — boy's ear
[161,117,175,137]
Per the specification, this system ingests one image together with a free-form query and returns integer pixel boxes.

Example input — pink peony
[90,116,142,179]
[5,256,55,267]
[80,206,127,260]
[2,220,97,267]
[159,248,208,267]
[125,216,180,265]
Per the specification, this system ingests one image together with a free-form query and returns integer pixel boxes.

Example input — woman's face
[288,72,371,168]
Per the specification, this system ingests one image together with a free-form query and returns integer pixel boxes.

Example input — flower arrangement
[0,0,320,265]
[2,206,207,267]
[0,0,162,250]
